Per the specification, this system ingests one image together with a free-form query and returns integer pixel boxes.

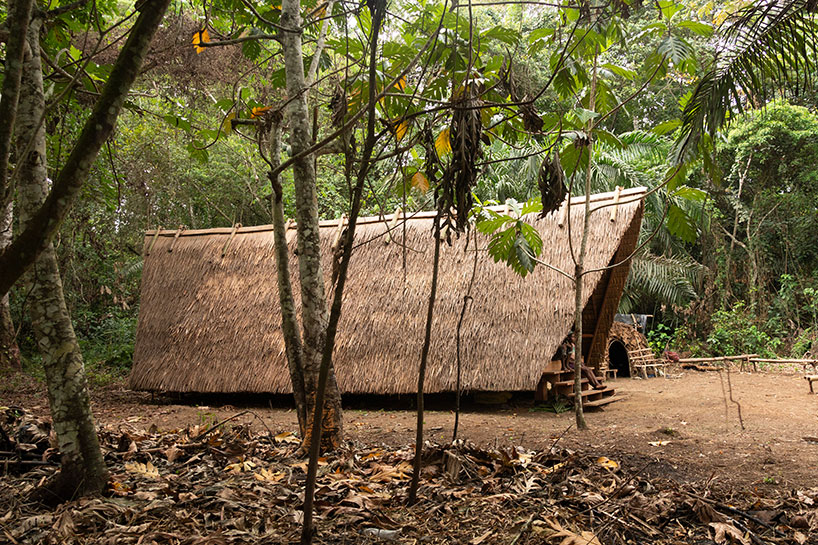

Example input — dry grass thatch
[605,321,651,378]
[129,187,645,394]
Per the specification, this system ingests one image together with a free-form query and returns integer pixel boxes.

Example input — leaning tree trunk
[16,16,108,500]
[0,0,171,297]
[280,0,343,449]
[0,201,21,370]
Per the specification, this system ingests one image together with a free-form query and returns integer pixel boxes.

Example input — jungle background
[3,0,817,386]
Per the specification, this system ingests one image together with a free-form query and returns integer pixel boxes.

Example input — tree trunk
[0,0,34,209]
[267,115,308,434]
[0,0,171,297]
[280,0,342,449]
[17,16,107,501]
[408,212,442,504]
[0,201,21,370]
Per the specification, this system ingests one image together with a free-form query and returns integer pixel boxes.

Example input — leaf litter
[1,407,816,544]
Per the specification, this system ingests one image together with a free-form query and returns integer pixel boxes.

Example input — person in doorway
[559,333,606,390]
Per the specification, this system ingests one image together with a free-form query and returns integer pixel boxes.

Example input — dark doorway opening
[608,340,631,378]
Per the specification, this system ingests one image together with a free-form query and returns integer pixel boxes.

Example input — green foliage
[706,302,781,357]
[475,199,543,277]
[647,323,673,353]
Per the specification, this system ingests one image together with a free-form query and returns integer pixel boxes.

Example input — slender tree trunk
[300,5,384,539]
[280,0,343,450]
[408,212,442,504]
[0,201,21,370]
[267,115,308,434]
[0,0,34,209]
[17,16,107,501]
[573,43,599,431]
[0,0,171,297]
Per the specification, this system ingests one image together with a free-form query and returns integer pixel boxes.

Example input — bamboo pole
[677,354,757,364]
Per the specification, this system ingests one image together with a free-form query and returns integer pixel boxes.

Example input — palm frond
[622,253,704,310]
[674,0,818,163]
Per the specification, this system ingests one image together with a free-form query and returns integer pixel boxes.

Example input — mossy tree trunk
[280,0,343,450]
[0,0,171,297]
[0,201,20,370]
[16,16,107,500]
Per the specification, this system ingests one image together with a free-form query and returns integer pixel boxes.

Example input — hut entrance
[608,340,631,378]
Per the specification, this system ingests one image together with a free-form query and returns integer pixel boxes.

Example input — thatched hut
[605,321,651,378]
[129,187,646,395]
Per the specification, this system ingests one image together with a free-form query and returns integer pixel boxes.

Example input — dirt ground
[5,368,818,494]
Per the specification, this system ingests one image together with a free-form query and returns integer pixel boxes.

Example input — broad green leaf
[163,115,192,133]
[652,119,681,135]
[600,62,636,80]
[481,26,521,46]
[678,20,713,37]
[672,186,707,202]
[573,108,599,125]
[666,204,697,243]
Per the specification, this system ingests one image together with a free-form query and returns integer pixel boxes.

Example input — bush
[706,301,781,357]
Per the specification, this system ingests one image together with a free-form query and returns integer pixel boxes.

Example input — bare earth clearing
[6,370,818,492]
[2,369,817,543]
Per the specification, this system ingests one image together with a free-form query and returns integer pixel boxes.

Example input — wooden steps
[536,368,619,409]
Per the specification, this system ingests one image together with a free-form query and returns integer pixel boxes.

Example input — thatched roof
[129,187,645,394]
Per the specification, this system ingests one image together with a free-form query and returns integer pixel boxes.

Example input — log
[677,354,757,364]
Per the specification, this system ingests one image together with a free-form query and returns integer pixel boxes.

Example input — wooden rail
[677,354,757,364]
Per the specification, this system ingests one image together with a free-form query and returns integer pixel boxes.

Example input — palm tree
[675,0,818,163]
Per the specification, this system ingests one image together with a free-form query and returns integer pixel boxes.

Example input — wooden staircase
[536,368,622,409]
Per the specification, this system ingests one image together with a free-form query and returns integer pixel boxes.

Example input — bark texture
[0,201,21,370]
[17,16,108,500]
[280,0,343,449]
[268,116,308,434]
[0,0,34,208]
[0,0,171,297]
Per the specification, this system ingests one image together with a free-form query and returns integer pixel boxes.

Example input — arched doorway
[608,340,631,377]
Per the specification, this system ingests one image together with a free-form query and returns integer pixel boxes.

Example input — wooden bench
[805,375,818,394]
[604,368,618,381]
[631,348,666,378]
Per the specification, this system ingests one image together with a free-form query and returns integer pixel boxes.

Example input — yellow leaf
[222,112,236,135]
[251,105,273,119]
[192,28,210,54]
[394,119,409,141]
[274,431,301,444]
[394,76,406,92]
[435,128,451,156]
[255,467,285,482]
[124,461,160,478]
[411,171,429,192]
[224,459,256,474]
[596,456,620,470]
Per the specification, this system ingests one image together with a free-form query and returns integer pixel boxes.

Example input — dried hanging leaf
[596,457,620,470]
[709,522,751,545]
[192,28,210,54]
[435,128,451,156]
[411,171,429,192]
[124,461,160,478]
